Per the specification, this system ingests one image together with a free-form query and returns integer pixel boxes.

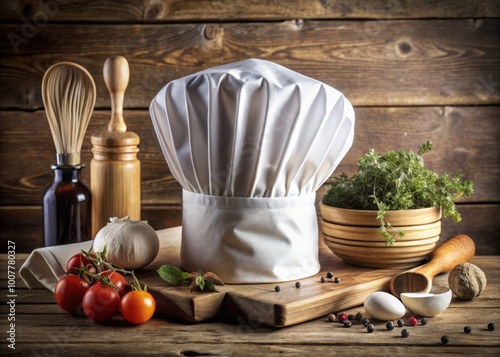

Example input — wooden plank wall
[0,0,499,254]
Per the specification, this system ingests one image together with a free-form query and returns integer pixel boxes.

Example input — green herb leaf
[322,141,474,246]
[204,279,217,292]
[195,275,205,290]
[157,265,187,286]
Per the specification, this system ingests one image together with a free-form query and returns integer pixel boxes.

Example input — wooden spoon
[390,234,475,298]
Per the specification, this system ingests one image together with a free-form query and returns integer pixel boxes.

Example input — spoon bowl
[390,234,475,298]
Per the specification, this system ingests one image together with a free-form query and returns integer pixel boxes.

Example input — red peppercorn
[337,313,348,323]
[409,317,418,326]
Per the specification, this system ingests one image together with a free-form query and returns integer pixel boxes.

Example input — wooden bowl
[320,204,442,269]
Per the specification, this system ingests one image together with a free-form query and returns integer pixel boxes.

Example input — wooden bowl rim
[321,220,441,241]
[319,203,442,226]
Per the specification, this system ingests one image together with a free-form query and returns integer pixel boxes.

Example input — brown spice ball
[448,262,487,300]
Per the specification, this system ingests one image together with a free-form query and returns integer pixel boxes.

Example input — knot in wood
[203,25,223,41]
[295,19,304,27]
[399,42,412,54]
[145,2,163,19]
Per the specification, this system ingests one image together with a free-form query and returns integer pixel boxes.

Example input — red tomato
[82,283,120,322]
[101,270,126,297]
[54,275,90,316]
[119,290,156,324]
[66,253,96,274]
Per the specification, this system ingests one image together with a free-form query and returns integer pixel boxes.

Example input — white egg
[364,292,407,321]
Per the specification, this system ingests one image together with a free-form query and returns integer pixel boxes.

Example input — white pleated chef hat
[150,59,355,283]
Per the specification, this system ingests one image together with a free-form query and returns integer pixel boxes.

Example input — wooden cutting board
[137,227,405,327]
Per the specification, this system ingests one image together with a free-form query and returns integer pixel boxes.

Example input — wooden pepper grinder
[90,56,141,237]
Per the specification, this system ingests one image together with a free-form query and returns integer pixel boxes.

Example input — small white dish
[401,285,452,317]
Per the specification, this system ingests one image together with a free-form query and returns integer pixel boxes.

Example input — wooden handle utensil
[103,55,129,132]
[90,56,141,237]
[390,234,475,298]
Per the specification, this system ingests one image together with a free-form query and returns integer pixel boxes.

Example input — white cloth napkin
[150,59,355,283]
[19,241,93,292]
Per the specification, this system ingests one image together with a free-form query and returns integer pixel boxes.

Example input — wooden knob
[103,55,129,132]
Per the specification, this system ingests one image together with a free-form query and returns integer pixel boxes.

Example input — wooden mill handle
[413,234,475,279]
[103,55,129,132]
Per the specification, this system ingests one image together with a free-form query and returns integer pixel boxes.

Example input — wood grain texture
[1,19,499,109]
[0,2,499,257]
[1,0,499,22]
[1,106,497,205]
[1,254,499,356]
[135,227,406,326]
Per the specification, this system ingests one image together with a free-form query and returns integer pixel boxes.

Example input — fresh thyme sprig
[322,141,474,246]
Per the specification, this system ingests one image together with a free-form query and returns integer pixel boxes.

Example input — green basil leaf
[204,279,217,292]
[195,275,205,290]
[157,265,185,285]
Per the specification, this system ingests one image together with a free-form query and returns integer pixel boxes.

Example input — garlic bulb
[93,216,160,270]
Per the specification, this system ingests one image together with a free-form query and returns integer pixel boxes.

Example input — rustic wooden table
[2,240,499,356]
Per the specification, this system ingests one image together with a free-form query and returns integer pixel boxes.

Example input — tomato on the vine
[54,275,90,316]
[66,253,96,274]
[82,283,120,322]
[101,270,126,297]
[119,290,156,324]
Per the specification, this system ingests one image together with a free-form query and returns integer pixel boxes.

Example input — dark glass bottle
[43,164,92,246]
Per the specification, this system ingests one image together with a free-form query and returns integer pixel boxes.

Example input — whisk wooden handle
[104,56,129,132]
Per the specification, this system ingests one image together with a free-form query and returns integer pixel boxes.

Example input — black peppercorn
[488,323,496,331]
[354,312,363,321]
[326,271,333,279]
[320,277,326,283]
[274,285,281,292]
[348,314,355,321]
[386,321,395,331]
[441,335,449,344]
[397,319,405,327]
[295,281,301,288]
[401,329,409,338]
[464,326,472,334]
[420,317,428,325]
[333,277,340,283]
[343,320,352,328]
[367,323,375,333]
[362,318,371,327]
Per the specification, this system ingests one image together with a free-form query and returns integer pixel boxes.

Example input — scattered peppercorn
[348,314,355,321]
[354,312,363,321]
[274,285,281,292]
[326,271,333,279]
[488,323,495,331]
[401,329,410,338]
[441,335,449,344]
[397,319,405,327]
[295,281,301,288]
[464,326,472,334]
[337,313,348,323]
[367,324,375,333]
[327,313,336,322]
[362,318,371,327]
[333,277,340,283]
[343,320,352,328]
[409,317,418,326]
[320,277,326,283]
[386,321,395,331]
[420,317,428,326]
